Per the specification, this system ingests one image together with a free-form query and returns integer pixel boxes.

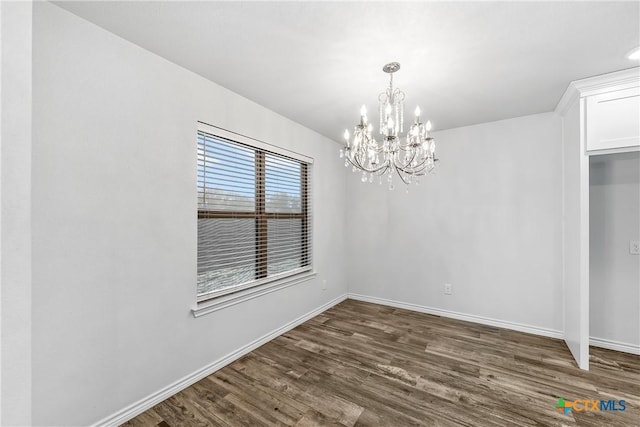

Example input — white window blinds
[197,130,311,300]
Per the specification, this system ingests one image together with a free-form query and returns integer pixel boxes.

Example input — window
[197,128,311,301]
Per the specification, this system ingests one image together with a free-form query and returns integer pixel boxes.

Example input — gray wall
[346,112,564,334]
[1,2,33,425]
[31,3,347,425]
[590,152,640,347]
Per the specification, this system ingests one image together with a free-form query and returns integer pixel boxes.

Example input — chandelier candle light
[340,62,438,190]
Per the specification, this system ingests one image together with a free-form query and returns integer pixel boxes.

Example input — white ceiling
[55,1,639,142]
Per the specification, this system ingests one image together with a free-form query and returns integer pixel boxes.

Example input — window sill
[191,270,317,318]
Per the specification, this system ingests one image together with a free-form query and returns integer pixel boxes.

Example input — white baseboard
[92,293,348,427]
[590,337,640,355]
[347,293,564,340]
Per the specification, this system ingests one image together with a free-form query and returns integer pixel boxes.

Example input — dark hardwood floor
[122,300,639,426]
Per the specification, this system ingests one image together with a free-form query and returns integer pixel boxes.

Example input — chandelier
[340,62,438,190]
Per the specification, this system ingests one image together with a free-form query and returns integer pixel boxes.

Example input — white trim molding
[193,271,317,317]
[348,293,563,340]
[555,67,640,116]
[590,337,640,355]
[94,293,347,427]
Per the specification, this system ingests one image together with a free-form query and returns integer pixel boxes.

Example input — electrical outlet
[630,240,640,255]
[444,283,452,295]
[322,279,327,290]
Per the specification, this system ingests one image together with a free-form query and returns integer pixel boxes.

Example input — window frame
[196,122,313,304]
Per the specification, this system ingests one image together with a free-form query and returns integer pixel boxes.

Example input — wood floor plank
[122,300,640,427]
[204,371,306,425]
[119,409,163,427]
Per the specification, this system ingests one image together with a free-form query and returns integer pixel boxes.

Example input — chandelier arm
[399,158,431,175]
[369,144,385,154]
[397,143,420,151]
[395,153,427,172]
[345,152,368,171]
[398,164,427,175]
[344,155,358,169]
[394,167,412,185]
[411,156,431,170]
[393,149,420,170]
[350,155,384,174]
[365,163,390,176]
[377,164,390,176]
[404,163,428,177]
[350,153,389,174]
[402,147,434,171]
[349,153,367,171]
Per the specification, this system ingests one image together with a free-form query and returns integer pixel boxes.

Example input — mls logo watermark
[555,397,626,415]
